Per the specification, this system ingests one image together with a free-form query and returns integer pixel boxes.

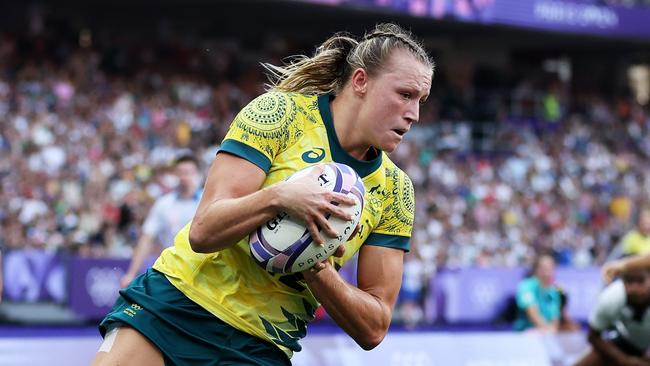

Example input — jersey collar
[317,93,383,178]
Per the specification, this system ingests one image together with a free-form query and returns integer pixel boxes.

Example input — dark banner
[300,0,650,39]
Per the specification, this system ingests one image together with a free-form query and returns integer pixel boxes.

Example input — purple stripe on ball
[257,227,282,255]
[284,230,315,270]
[271,253,291,273]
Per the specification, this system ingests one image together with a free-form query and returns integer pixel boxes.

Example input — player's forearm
[189,185,280,252]
[304,266,391,350]
[622,254,650,272]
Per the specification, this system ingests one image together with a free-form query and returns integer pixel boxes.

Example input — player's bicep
[356,245,404,310]
[195,153,267,216]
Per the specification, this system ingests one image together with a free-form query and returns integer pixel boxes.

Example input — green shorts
[99,268,291,366]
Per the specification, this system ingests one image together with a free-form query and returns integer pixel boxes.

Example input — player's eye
[400,92,411,100]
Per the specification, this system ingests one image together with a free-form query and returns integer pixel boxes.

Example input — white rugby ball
[249,162,365,273]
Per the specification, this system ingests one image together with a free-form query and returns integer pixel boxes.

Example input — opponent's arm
[603,254,650,284]
[189,153,354,253]
[303,245,404,350]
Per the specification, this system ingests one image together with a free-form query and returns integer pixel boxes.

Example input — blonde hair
[263,23,434,94]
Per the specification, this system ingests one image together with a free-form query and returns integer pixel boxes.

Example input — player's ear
[350,67,368,97]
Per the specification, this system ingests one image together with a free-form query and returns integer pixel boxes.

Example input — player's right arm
[188,93,353,253]
[189,155,351,253]
[603,254,650,284]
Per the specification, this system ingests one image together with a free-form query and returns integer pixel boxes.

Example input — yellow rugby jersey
[621,230,650,255]
[153,91,415,358]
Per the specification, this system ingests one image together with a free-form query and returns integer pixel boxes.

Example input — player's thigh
[91,326,164,366]
[573,348,606,366]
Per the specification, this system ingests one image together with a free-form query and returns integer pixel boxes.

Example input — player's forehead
[377,49,432,90]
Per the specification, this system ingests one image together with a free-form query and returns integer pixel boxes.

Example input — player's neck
[330,93,371,161]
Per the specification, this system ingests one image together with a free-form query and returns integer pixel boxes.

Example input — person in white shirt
[120,155,202,288]
[575,268,650,366]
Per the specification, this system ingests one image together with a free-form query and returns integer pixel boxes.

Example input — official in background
[119,155,202,288]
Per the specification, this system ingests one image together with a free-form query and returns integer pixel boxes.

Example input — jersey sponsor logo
[301,147,325,163]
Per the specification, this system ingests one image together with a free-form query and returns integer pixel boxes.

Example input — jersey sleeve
[365,168,415,252]
[218,92,299,173]
[516,279,538,310]
[589,281,624,331]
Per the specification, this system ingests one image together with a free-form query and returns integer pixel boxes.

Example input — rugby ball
[249,162,365,273]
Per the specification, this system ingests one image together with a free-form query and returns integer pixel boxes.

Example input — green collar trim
[317,94,382,178]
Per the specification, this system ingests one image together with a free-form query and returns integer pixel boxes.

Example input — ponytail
[263,23,434,95]
[262,34,357,94]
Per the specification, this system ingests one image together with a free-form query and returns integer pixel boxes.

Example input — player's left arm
[304,168,413,350]
[303,245,403,350]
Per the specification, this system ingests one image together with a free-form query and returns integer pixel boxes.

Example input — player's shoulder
[375,154,415,228]
[623,230,642,242]
[380,155,414,197]
[597,280,627,310]
[232,91,311,138]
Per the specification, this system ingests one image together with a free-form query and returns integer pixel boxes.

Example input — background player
[575,268,650,366]
[119,154,202,287]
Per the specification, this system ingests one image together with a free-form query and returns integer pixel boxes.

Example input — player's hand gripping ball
[249,163,365,273]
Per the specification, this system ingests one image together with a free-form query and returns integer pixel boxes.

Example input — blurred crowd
[0,29,274,257]
[1,28,650,278]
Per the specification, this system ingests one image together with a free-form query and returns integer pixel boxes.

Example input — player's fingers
[333,245,345,258]
[326,203,352,221]
[315,213,338,238]
[307,163,326,178]
[306,221,324,246]
[347,224,360,241]
[311,262,326,272]
[327,192,356,206]
[602,267,615,284]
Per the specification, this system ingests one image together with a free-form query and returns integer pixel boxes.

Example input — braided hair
[263,23,434,94]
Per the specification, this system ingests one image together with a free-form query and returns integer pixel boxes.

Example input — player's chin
[378,139,400,153]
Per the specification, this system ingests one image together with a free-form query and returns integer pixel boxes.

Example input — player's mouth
[392,128,408,137]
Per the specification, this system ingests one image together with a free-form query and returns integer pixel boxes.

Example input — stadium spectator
[513,253,561,332]
[618,207,650,257]
[119,154,202,288]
